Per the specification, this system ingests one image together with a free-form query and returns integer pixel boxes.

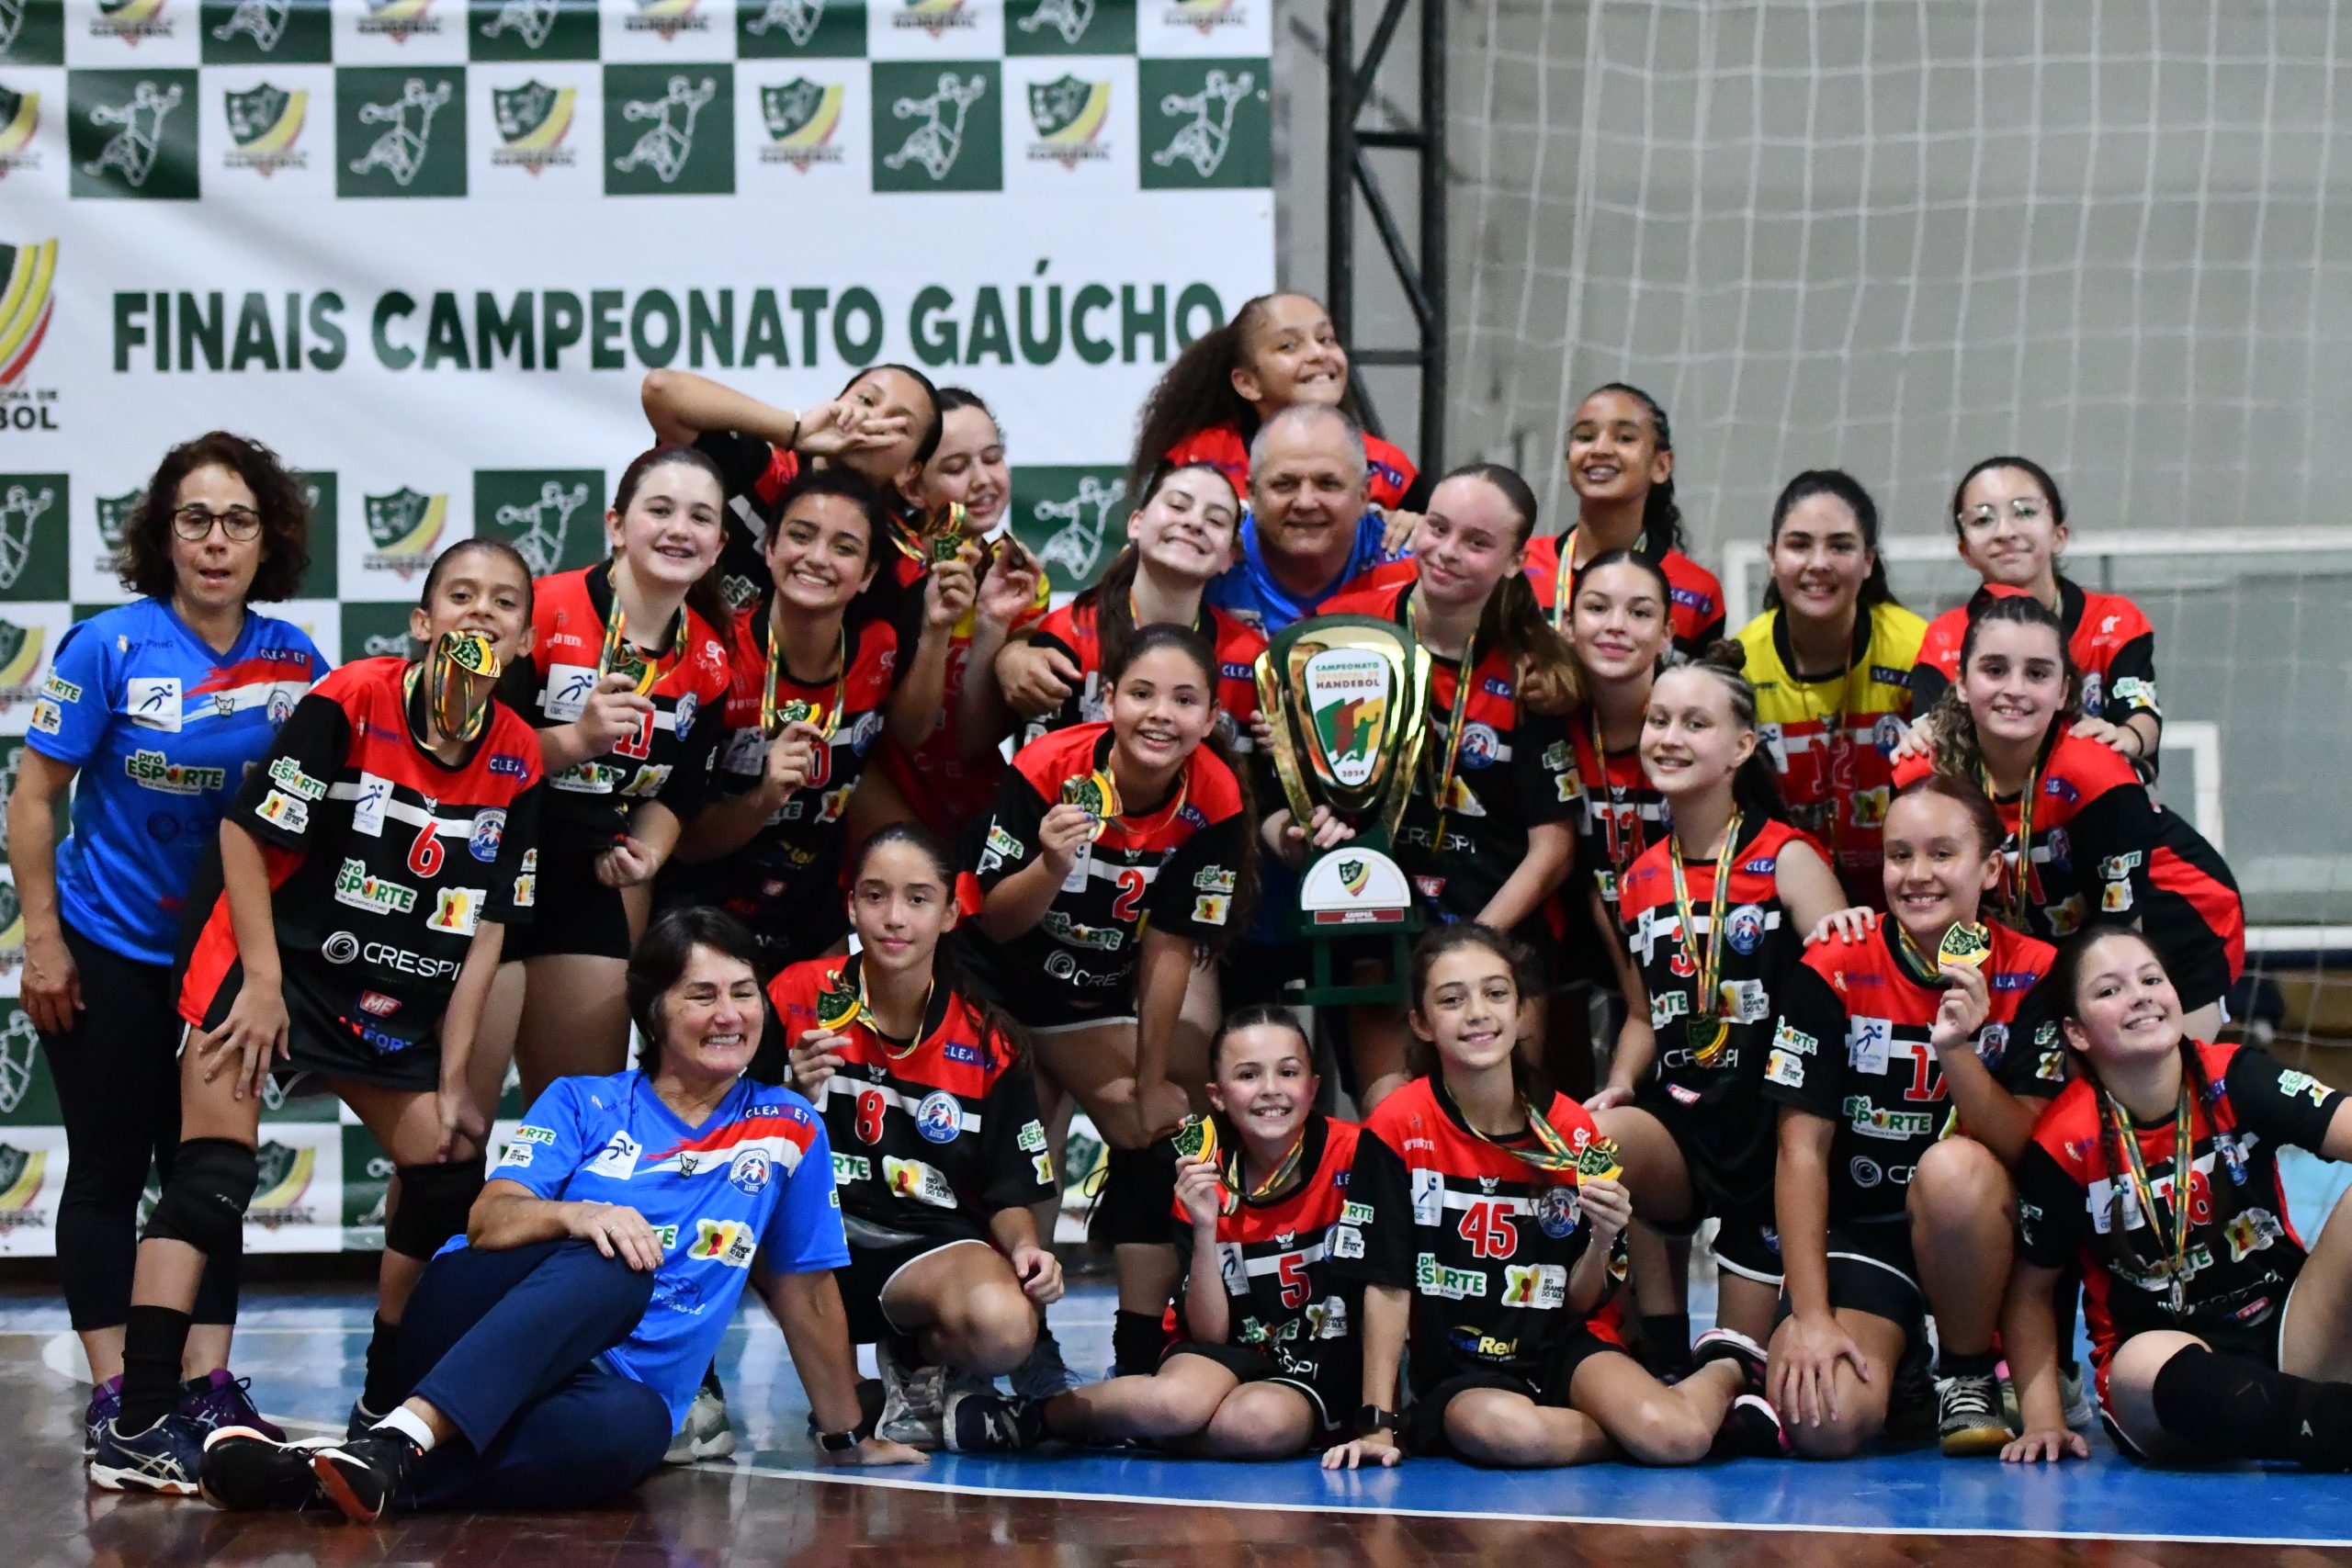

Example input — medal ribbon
[1668,810,1744,1066]
[1406,593,1476,848]
[1457,1096,1618,1179]
[1220,1122,1311,1213]
[598,565,680,697]
[402,632,500,745]
[1586,706,1645,883]
[763,613,848,742]
[1978,757,2041,928]
[819,964,935,1060]
[1549,525,1649,626]
[2097,1081,2198,1317]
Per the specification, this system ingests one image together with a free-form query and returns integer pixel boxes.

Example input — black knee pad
[142,1138,258,1257]
[386,1156,486,1260]
[1091,1145,1178,1247]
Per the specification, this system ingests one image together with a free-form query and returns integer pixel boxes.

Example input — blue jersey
[480,1070,848,1426]
[27,600,325,966]
[1205,512,1396,637]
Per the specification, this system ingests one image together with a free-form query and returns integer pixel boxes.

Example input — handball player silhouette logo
[1150,67,1253,178]
[742,0,822,45]
[612,74,715,186]
[80,79,181,190]
[0,0,23,52]
[486,476,591,572]
[344,75,457,194]
[883,71,986,180]
[1016,0,1094,46]
[0,481,55,593]
[1028,475,1122,581]
[0,1010,32,1114]
[480,0,556,48]
[212,0,289,49]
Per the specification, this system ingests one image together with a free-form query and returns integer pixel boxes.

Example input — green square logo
[0,0,63,65]
[295,468,337,599]
[0,473,65,601]
[469,0,599,61]
[604,65,732,196]
[200,0,334,64]
[1005,0,1132,56]
[0,999,59,1126]
[92,489,140,583]
[69,70,200,199]
[1138,57,1267,189]
[871,60,998,193]
[337,67,467,198]
[341,599,417,663]
[474,468,604,575]
[737,0,864,58]
[1011,466,1125,591]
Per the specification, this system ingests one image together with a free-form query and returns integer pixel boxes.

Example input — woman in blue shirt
[194,906,922,1520]
[5,431,323,1459]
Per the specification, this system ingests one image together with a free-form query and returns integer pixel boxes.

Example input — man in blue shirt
[1204,403,1395,637]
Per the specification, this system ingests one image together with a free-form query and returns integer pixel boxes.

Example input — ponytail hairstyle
[1073,460,1239,682]
[1924,592,2081,781]
[1948,454,2067,540]
[611,444,737,639]
[1207,1002,1315,1076]
[847,823,1029,1067]
[1100,623,1259,951]
[1403,922,1553,1108]
[1759,468,1899,613]
[1435,462,1581,716]
[1657,640,1792,824]
[1580,382,1689,555]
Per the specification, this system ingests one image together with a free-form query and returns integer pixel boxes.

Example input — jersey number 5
[1458,1200,1519,1260]
[1276,1252,1309,1308]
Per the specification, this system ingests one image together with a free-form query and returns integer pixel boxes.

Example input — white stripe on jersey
[1433,1187,1538,1216]
[640,1132,810,1179]
[1238,1239,1329,1277]
[185,679,313,726]
[1628,905,1784,963]
[813,1076,982,1136]
[326,780,477,837]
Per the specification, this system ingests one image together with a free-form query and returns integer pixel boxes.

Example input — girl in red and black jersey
[1896,593,2243,1035]
[94,544,544,1494]
[1907,456,2163,768]
[949,1008,1365,1457]
[492,447,735,1103]
[668,468,978,962]
[1323,925,1780,1471]
[1592,649,1862,1371]
[1007,462,1264,751]
[2002,928,2352,1471]
[1761,778,2065,1460]
[1301,464,1583,1111]
[770,826,1061,1448]
[1524,385,1725,656]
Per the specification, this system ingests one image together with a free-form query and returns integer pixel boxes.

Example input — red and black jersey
[1315,581,1578,939]
[177,657,545,1060]
[767,953,1053,1244]
[1331,1076,1623,1395]
[1764,920,2059,1224]
[1524,531,1727,655]
[503,566,732,849]
[1168,1113,1365,1389]
[1893,733,2243,1010]
[1910,578,2162,739]
[1167,423,1418,513]
[2017,1042,2346,1397]
[1617,816,1823,1193]
[1020,592,1266,755]
[965,722,1250,1005]
[1561,711,1667,922]
[668,610,901,954]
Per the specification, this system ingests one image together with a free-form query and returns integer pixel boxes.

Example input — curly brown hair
[114,430,313,604]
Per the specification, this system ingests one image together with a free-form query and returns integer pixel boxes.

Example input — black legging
[39,919,238,1331]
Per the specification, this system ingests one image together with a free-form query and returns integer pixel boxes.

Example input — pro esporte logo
[758,76,843,171]
[222,81,307,175]
[491,78,576,174]
[1024,73,1109,169]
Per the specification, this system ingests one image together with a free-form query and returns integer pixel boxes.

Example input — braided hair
[1655,640,1793,825]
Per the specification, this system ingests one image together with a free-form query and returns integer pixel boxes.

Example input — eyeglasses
[172,505,264,542]
[1962,498,2048,527]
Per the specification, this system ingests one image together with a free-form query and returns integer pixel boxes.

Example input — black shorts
[266,1018,441,1095]
[1776,1217,1925,1339]
[955,934,1136,1033]
[1162,1340,1354,1436]
[2096,1280,2296,1460]
[1632,1084,1782,1283]
[1404,1325,1627,1456]
[500,838,633,962]
[835,1228,995,1346]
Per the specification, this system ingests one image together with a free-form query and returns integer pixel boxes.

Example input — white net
[1441,0,2352,1040]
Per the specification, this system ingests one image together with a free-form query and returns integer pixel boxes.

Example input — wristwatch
[814,1426,863,1454]
[1359,1404,1403,1435]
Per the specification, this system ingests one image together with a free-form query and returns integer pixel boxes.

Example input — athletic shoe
[1937,1371,2012,1456]
[198,1426,334,1511]
[2061,1363,2096,1430]
[310,1429,419,1523]
[1886,1336,1937,1446]
[180,1369,285,1443]
[84,1376,122,1460]
[345,1397,387,1442]
[876,1334,946,1449]
[943,1393,1039,1454]
[1691,1327,1770,1395]
[1009,1323,1084,1402]
[662,1380,738,1464]
[1709,1393,1791,1460]
[90,1413,206,1495]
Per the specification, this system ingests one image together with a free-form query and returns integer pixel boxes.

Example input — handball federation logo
[759,78,843,170]
[357,0,441,41]
[361,487,447,577]
[91,0,172,42]
[0,87,40,177]
[223,83,308,175]
[1025,73,1110,169]
[492,80,576,174]
[894,0,972,39]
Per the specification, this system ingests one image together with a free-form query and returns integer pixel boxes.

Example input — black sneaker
[1710,1393,1791,1460]
[1937,1371,2012,1457]
[1691,1326,1770,1395]
[199,1427,333,1511]
[943,1393,1038,1453]
[1886,1335,1937,1447]
[345,1397,386,1442]
[310,1429,420,1522]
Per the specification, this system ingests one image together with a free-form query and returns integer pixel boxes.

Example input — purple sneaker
[181,1370,285,1443]
[84,1375,122,1459]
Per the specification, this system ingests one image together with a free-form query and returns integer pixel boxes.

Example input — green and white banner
[0,0,1272,1253]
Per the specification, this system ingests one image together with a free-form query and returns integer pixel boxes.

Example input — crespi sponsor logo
[0,1142,49,1231]
[0,616,46,705]
[0,85,42,176]
[362,487,447,576]
[759,77,843,170]
[0,240,59,391]
[894,0,971,35]
[246,1139,319,1229]
[492,79,577,174]
[357,0,442,40]
[1025,73,1110,168]
[222,82,308,175]
[0,477,58,594]
[625,0,707,35]
[91,0,174,41]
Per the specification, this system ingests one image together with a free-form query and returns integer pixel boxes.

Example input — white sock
[372,1406,438,1454]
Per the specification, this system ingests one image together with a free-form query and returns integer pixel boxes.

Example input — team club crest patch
[491,82,577,175]
[1535,1183,1580,1239]
[760,79,844,170]
[728,1145,773,1195]
[913,1089,962,1145]
[1724,903,1767,956]
[1026,74,1110,168]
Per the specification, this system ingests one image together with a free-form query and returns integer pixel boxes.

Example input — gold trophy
[1253,615,1432,1002]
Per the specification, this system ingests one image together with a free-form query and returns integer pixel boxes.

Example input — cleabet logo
[1024,73,1110,168]
[222,83,308,176]
[360,486,447,577]
[491,80,576,175]
[339,69,465,197]
[0,86,40,177]
[874,63,998,192]
[759,77,843,170]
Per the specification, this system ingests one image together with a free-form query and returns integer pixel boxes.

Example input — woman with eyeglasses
[6,433,326,1468]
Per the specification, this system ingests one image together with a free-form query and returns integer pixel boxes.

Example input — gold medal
[814,973,862,1033]
[411,630,502,744]
[597,568,665,697]
[1938,921,1994,969]
[1173,1112,1220,1164]
[1576,1137,1623,1184]
[925,502,971,564]
[1685,1016,1732,1067]
[761,619,848,742]
[1061,768,1120,840]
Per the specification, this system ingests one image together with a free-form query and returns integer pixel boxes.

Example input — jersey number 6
[408,818,446,878]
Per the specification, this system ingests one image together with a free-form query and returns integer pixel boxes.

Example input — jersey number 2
[1111,869,1148,923]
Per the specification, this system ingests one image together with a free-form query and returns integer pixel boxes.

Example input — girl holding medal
[2002,928,2352,1470]
[1735,471,1927,907]
[492,447,736,1104]
[94,544,544,1493]
[771,826,1061,1449]
[1592,647,1863,1374]
[1522,385,1725,656]
[1894,594,2242,1038]
[1323,924,1783,1471]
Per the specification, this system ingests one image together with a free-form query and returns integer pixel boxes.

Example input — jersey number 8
[855,1089,887,1145]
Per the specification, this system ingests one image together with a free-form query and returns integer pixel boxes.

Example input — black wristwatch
[815,1426,862,1454]
[1359,1404,1402,1435]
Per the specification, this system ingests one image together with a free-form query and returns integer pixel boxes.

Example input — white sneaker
[876,1337,945,1450]
[662,1382,737,1465]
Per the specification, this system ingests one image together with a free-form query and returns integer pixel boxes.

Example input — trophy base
[1294,842,1419,1006]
